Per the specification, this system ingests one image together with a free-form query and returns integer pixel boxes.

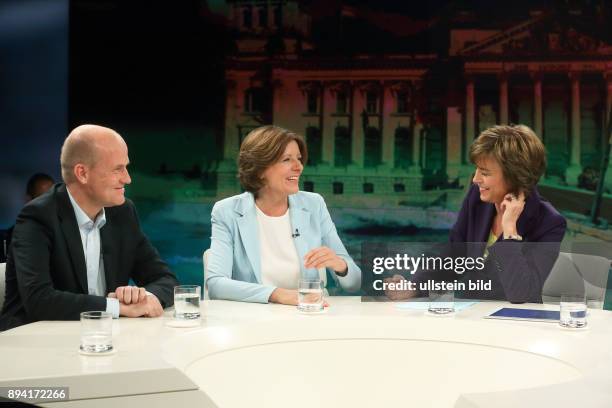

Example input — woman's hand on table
[384,274,416,301]
[269,288,299,305]
[268,288,329,307]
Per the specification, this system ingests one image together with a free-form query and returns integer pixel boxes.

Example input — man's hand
[109,286,147,304]
[117,294,164,318]
[141,294,163,317]
[384,274,416,301]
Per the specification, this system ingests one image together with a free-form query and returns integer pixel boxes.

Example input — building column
[499,74,509,125]
[411,121,422,172]
[455,76,478,182]
[321,84,335,166]
[251,5,259,28]
[605,72,612,124]
[222,78,244,160]
[381,84,394,168]
[447,107,463,180]
[566,72,582,185]
[268,5,275,28]
[271,78,283,124]
[605,73,612,137]
[532,72,543,138]
[218,78,244,196]
[350,83,365,168]
[604,73,612,192]
[465,76,475,164]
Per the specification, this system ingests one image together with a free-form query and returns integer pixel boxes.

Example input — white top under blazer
[255,205,301,289]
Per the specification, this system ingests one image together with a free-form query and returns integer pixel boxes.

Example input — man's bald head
[60,125,125,184]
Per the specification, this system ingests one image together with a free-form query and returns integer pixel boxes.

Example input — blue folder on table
[485,307,560,322]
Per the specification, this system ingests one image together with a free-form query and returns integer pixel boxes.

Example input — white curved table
[1,297,611,407]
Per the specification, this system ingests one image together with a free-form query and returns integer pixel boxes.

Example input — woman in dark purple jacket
[387,125,566,303]
[450,125,566,302]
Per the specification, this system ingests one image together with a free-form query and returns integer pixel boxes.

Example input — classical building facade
[218,1,612,204]
[452,14,612,186]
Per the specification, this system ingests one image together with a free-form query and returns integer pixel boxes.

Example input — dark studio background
[1,1,611,299]
[0,0,67,225]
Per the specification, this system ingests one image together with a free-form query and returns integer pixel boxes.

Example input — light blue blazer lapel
[288,193,314,279]
[235,193,262,283]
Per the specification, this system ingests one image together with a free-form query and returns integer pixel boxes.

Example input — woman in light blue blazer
[205,126,361,304]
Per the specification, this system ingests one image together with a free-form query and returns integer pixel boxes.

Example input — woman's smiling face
[472,156,511,204]
[259,140,304,198]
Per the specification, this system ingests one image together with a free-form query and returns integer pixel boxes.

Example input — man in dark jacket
[0,124,178,331]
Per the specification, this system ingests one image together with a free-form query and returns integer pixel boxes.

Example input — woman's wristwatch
[503,233,523,241]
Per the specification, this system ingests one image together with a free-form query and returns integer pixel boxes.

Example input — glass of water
[80,311,113,354]
[559,294,587,328]
[428,289,455,314]
[174,285,201,321]
[297,279,324,313]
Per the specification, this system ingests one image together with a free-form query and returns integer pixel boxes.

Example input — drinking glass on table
[559,293,587,328]
[297,278,324,313]
[428,289,455,314]
[80,311,113,354]
[174,285,201,321]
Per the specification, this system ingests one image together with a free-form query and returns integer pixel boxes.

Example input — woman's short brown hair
[469,124,546,194]
[238,125,308,195]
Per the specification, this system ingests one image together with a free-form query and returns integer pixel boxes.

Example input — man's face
[85,137,131,208]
